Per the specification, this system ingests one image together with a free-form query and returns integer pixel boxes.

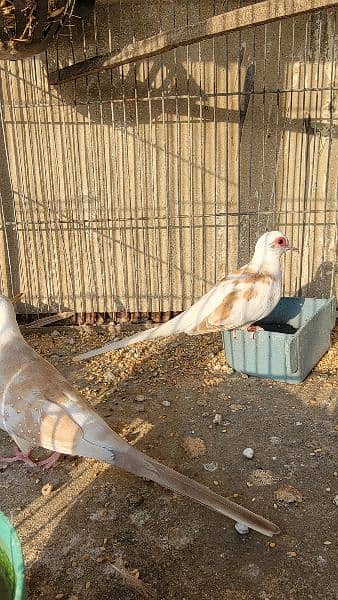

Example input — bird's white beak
[11,292,24,304]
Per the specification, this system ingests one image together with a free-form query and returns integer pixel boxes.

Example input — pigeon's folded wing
[189,271,275,334]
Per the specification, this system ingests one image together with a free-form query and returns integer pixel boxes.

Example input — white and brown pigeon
[74,230,297,362]
[0,294,279,537]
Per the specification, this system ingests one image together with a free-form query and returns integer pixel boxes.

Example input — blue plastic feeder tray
[222,297,336,383]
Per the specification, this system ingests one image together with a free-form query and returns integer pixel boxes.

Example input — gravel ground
[0,323,337,600]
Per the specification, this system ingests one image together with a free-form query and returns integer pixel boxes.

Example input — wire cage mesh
[0,0,336,322]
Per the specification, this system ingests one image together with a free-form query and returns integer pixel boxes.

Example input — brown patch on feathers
[189,290,239,334]
[243,287,257,301]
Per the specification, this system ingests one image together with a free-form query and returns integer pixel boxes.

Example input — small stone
[51,330,61,338]
[135,394,145,402]
[323,540,332,545]
[162,400,171,407]
[128,494,144,507]
[333,495,338,506]
[241,373,249,379]
[230,403,243,411]
[295,422,302,426]
[269,542,276,548]
[85,581,91,590]
[325,487,331,492]
[287,551,297,558]
[243,447,254,459]
[213,413,222,425]
[270,436,281,446]
[235,521,249,534]
[41,483,53,496]
[274,484,303,503]
[182,436,206,459]
[55,595,64,599]
[203,461,218,472]
[213,480,219,486]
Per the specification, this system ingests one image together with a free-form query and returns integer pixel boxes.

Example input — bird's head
[0,294,21,335]
[251,231,297,272]
[255,230,297,256]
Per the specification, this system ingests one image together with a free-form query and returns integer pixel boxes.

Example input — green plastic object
[0,512,25,600]
[222,297,336,383]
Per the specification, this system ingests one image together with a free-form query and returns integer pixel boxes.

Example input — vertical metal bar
[173,0,184,311]
[295,15,310,295]
[186,1,194,302]
[322,9,336,295]
[284,17,296,295]
[225,25,230,275]
[236,0,242,264]
[6,62,41,313]
[212,0,217,283]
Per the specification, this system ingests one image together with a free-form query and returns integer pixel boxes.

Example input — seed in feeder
[235,521,249,535]
[162,400,171,407]
[243,447,254,459]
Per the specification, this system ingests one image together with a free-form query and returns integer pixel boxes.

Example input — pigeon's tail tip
[113,446,281,538]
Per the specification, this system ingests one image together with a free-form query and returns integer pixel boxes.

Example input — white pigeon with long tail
[0,294,279,537]
[74,231,297,362]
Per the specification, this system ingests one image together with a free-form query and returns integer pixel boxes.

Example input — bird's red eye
[275,237,286,246]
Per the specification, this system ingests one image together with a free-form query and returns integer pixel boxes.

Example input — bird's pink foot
[0,447,36,467]
[36,452,61,469]
[246,325,264,340]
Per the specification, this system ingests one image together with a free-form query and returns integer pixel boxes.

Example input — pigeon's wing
[0,338,110,456]
[188,271,276,334]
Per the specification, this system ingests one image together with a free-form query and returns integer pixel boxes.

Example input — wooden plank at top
[49,0,338,84]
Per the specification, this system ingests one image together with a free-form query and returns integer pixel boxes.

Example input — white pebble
[235,521,249,535]
[203,461,218,473]
[333,495,338,506]
[213,413,222,425]
[270,436,281,446]
[243,447,254,459]
[162,400,171,407]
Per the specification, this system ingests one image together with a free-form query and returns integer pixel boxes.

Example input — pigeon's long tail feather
[109,444,280,538]
[73,314,184,361]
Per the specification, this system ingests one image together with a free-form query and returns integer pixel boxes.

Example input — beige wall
[0,2,337,314]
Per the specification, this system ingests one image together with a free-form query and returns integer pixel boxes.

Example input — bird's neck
[249,253,282,278]
[0,321,20,346]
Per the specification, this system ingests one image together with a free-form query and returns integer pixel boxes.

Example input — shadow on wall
[0,2,336,311]
[298,262,336,298]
